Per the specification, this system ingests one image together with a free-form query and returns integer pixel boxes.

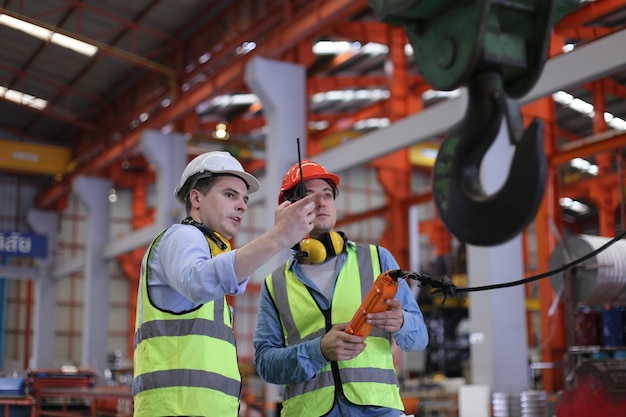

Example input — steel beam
[290,28,626,196]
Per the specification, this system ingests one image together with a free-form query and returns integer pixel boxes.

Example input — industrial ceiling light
[353,118,390,130]
[421,89,461,101]
[553,90,626,130]
[559,197,590,215]
[311,89,389,103]
[0,14,98,57]
[213,122,229,140]
[570,157,598,176]
[108,188,118,203]
[0,85,47,110]
[235,41,256,55]
[312,40,388,56]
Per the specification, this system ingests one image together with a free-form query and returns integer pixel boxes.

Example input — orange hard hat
[278,160,340,203]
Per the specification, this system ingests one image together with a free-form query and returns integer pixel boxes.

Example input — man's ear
[188,188,202,208]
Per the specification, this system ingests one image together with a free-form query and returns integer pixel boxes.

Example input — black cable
[456,230,626,294]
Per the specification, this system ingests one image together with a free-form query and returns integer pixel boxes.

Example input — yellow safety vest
[266,243,403,416]
[133,229,241,417]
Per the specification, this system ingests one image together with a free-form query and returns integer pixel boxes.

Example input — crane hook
[432,71,547,246]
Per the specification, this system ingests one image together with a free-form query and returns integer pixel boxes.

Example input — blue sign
[0,231,48,258]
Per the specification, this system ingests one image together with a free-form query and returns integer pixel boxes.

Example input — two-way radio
[297,137,305,199]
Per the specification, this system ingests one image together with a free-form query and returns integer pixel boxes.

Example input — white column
[245,56,306,278]
[141,130,188,228]
[101,131,187,259]
[73,176,111,375]
[467,239,528,393]
[27,209,59,369]
[245,56,306,416]
[466,120,529,394]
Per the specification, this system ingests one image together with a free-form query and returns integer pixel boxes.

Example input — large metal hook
[432,71,547,246]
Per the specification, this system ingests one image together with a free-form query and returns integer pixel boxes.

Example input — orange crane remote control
[345,270,402,337]
[344,269,456,337]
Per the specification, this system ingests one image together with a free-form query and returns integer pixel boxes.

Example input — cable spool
[520,390,548,417]
[492,392,521,417]
[549,234,626,305]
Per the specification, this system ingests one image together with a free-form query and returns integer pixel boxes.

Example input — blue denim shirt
[253,241,429,417]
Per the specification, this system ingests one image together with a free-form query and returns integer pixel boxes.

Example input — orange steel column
[118,251,143,358]
[523,89,559,350]
[374,152,411,268]
[419,217,451,260]
[116,170,155,358]
[590,178,620,236]
[524,93,566,392]
[591,79,607,135]
[519,32,569,393]
[373,26,419,268]
[537,157,567,393]
[588,79,619,237]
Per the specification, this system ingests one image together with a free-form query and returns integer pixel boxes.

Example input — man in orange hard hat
[254,160,428,417]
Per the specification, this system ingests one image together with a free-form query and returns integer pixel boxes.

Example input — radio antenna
[297,138,305,199]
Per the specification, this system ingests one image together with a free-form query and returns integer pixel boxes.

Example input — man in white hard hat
[133,151,320,417]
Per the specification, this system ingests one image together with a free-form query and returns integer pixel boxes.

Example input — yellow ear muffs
[299,238,328,264]
[327,231,345,256]
[296,231,346,263]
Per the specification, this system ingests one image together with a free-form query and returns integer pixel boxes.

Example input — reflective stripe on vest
[266,243,403,416]
[133,229,241,417]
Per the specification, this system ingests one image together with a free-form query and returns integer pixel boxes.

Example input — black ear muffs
[295,231,346,263]
[181,217,228,250]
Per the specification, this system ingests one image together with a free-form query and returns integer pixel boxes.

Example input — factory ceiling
[0,0,626,210]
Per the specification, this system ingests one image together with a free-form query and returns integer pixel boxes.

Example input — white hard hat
[174,151,260,204]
